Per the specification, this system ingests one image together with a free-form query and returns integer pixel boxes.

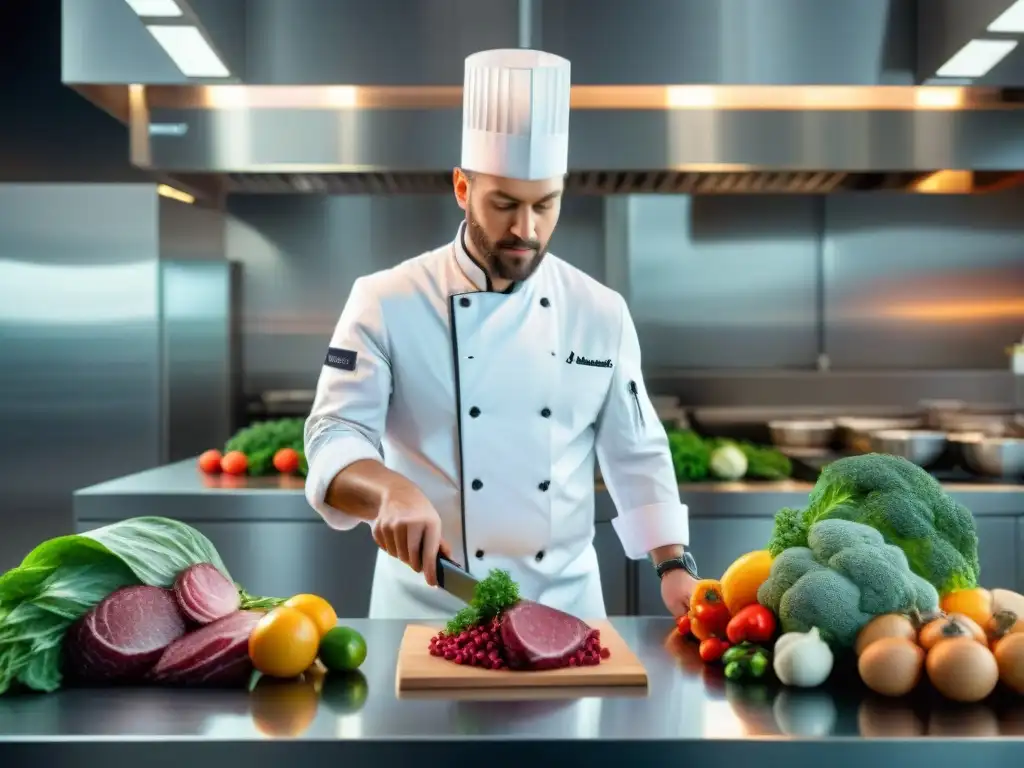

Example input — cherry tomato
[198,450,222,473]
[698,637,731,664]
[676,615,692,637]
[220,450,249,475]
[273,448,300,474]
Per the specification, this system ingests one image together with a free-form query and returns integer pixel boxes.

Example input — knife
[435,554,479,605]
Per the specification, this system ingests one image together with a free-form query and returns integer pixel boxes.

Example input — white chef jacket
[304,224,689,620]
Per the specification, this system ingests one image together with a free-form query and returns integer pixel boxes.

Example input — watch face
[682,552,699,578]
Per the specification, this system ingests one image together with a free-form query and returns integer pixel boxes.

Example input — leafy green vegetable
[666,429,711,482]
[736,442,792,480]
[80,517,232,587]
[225,418,307,477]
[444,569,521,635]
[0,551,139,694]
[766,453,980,593]
[0,516,279,695]
[663,430,792,483]
[757,518,940,648]
[709,442,748,481]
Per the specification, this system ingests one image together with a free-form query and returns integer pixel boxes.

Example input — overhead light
[914,87,964,108]
[989,0,1024,32]
[146,25,229,78]
[666,86,717,108]
[935,39,1018,78]
[158,184,195,204]
[123,0,182,17]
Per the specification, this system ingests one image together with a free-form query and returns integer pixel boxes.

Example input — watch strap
[655,551,699,580]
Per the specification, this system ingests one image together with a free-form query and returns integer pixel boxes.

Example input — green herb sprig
[443,569,521,635]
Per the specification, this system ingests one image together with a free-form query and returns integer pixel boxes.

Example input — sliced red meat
[65,586,187,683]
[150,610,263,687]
[173,563,241,625]
[499,601,592,670]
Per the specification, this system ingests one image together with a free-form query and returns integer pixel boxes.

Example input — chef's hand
[661,568,698,618]
[373,478,454,587]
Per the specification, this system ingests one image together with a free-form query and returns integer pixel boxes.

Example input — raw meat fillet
[65,585,187,682]
[150,609,263,686]
[499,601,592,670]
[174,562,241,624]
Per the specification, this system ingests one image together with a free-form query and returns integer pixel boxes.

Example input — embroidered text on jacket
[565,351,613,368]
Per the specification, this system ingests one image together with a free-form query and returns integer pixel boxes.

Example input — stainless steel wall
[158,198,238,460]
[618,196,822,370]
[227,190,1024,408]
[0,184,163,570]
[226,194,606,393]
[822,194,1024,370]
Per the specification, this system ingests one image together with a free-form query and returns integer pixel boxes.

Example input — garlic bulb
[773,627,834,688]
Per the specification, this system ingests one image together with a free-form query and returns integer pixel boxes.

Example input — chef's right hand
[373,479,454,587]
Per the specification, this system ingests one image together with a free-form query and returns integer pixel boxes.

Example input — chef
[304,48,697,620]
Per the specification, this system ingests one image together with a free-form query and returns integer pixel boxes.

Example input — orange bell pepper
[688,579,730,641]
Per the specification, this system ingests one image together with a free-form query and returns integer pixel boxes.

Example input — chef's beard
[465,209,547,283]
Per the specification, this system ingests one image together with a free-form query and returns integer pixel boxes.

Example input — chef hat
[460,48,571,181]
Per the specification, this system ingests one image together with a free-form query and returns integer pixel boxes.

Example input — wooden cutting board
[395,620,648,692]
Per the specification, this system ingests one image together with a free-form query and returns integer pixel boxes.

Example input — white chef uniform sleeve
[304,276,392,530]
[595,296,690,559]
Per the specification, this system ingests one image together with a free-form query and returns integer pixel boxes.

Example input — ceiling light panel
[146,25,230,78]
[124,0,183,17]
[989,0,1024,33]
[936,39,1018,78]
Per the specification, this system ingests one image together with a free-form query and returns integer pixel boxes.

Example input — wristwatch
[655,551,699,580]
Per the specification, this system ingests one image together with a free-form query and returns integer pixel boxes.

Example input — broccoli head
[766,453,980,594]
[758,518,940,648]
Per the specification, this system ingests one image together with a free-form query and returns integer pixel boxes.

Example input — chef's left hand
[660,568,698,618]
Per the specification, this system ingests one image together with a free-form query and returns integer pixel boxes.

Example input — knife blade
[435,554,479,605]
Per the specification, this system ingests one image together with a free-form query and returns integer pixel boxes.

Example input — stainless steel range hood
[64,0,1024,197]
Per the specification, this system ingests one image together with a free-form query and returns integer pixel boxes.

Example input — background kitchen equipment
[767,419,837,450]
[868,429,949,469]
[959,436,1024,480]
[835,417,923,453]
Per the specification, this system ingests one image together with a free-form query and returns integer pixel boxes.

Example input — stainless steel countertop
[1,617,1023,766]
[73,459,1024,523]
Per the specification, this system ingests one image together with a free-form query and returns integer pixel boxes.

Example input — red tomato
[198,450,222,474]
[676,615,692,637]
[698,637,730,663]
[273,448,300,474]
[220,450,249,475]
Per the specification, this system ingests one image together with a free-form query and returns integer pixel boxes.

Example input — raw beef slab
[499,601,592,670]
[65,585,187,682]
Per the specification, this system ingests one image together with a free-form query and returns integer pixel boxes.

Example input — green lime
[319,626,367,672]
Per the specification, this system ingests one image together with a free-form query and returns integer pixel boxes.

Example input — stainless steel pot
[835,417,922,453]
[935,411,1013,435]
[768,420,836,449]
[960,436,1024,478]
[868,429,947,468]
